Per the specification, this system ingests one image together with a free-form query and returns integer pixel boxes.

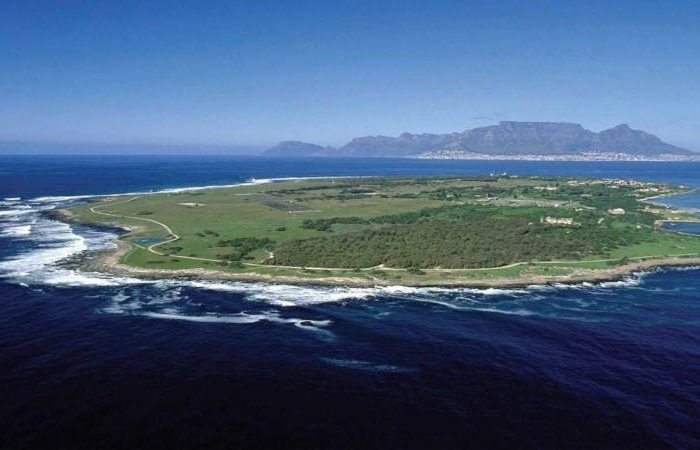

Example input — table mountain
[265,122,693,158]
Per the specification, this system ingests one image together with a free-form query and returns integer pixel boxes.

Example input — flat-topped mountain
[265,122,694,159]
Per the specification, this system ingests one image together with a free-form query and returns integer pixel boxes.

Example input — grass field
[65,175,700,284]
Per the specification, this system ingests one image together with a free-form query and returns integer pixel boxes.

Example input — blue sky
[1,0,699,150]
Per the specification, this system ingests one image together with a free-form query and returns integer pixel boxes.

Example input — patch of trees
[272,217,657,269]
[219,236,273,252]
[300,206,452,232]
[527,184,643,212]
[301,217,370,231]
[217,237,274,261]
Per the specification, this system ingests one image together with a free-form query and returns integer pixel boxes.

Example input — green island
[59,175,700,287]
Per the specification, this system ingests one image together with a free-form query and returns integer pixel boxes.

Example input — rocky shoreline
[69,239,700,288]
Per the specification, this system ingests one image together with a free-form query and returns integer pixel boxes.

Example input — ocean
[1,155,699,449]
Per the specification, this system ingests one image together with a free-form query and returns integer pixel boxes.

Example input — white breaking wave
[102,289,334,335]
[27,182,270,203]
[39,270,146,287]
[144,279,379,307]
[0,209,35,217]
[0,199,141,286]
[140,311,270,324]
[27,175,350,203]
[185,281,378,306]
[141,310,332,328]
[1,225,32,236]
[180,281,532,307]
[0,220,87,277]
[598,277,643,289]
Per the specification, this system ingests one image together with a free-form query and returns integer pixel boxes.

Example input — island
[57,175,700,287]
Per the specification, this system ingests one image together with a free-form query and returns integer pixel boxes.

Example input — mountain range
[265,122,694,159]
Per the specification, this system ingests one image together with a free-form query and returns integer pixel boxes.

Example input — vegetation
[217,237,274,261]
[273,213,655,269]
[64,175,700,284]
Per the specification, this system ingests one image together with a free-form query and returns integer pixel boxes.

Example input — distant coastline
[265,121,698,160]
[416,151,700,162]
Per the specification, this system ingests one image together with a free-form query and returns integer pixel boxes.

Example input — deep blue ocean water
[1,155,700,449]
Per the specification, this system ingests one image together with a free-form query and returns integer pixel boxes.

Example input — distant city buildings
[417,150,700,162]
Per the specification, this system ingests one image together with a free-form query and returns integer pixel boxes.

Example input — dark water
[663,221,700,235]
[1,155,700,449]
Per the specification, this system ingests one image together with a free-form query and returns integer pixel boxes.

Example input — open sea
[1,155,700,449]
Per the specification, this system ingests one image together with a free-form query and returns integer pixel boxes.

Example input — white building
[608,208,626,215]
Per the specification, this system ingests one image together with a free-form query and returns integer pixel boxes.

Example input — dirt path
[89,197,221,264]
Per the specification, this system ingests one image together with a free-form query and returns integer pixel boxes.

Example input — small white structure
[608,208,626,215]
[542,216,574,225]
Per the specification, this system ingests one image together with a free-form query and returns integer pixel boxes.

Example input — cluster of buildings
[565,178,660,188]
[418,151,700,162]
[541,208,626,227]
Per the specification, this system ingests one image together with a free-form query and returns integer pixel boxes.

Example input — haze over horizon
[1,0,700,152]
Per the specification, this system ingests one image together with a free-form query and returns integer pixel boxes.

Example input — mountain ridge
[265,121,694,159]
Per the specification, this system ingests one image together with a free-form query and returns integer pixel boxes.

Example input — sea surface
[1,155,700,449]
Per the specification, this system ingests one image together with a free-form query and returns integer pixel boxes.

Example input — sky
[1,0,699,151]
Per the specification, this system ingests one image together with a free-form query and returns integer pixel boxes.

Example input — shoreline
[77,240,700,288]
[640,187,700,213]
